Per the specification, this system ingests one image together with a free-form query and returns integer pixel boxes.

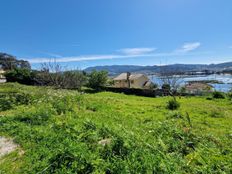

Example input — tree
[4,68,36,85]
[0,53,17,70]
[87,70,108,90]
[159,67,184,111]
[36,61,87,90]
[17,60,31,69]
[0,52,31,70]
[159,67,184,97]
[36,61,64,87]
[162,84,171,91]
[62,71,87,90]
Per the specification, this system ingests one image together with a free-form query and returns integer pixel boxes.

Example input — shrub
[0,95,13,111]
[35,61,87,89]
[0,92,33,111]
[228,93,232,100]
[15,104,55,125]
[167,99,180,110]
[212,91,225,99]
[4,68,36,85]
[162,84,171,91]
[206,97,212,100]
[36,70,87,89]
[87,70,108,90]
[48,150,94,174]
[61,71,87,90]
[179,86,186,94]
[52,95,80,115]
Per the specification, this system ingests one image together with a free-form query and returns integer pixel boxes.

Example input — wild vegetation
[0,83,232,173]
[1,53,109,90]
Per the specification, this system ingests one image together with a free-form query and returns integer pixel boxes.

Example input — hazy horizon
[30,60,232,70]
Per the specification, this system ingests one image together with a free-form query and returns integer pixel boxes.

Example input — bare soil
[0,137,18,158]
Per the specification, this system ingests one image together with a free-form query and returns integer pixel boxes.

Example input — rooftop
[114,73,145,81]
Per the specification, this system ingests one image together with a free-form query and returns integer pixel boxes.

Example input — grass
[0,83,232,173]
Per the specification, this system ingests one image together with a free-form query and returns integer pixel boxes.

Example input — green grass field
[0,83,232,173]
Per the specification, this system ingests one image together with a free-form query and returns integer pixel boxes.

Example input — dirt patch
[98,138,111,146]
[0,137,18,158]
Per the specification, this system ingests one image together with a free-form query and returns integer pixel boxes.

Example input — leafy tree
[17,60,31,69]
[87,70,108,90]
[0,52,31,70]
[61,71,87,90]
[4,68,36,85]
[162,84,171,91]
[0,53,16,70]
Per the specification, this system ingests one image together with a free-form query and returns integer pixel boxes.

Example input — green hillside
[0,83,232,173]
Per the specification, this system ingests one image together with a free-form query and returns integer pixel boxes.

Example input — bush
[61,71,87,90]
[212,91,225,99]
[0,95,13,111]
[228,93,232,100]
[37,70,87,89]
[52,95,80,115]
[167,99,180,110]
[162,84,171,91]
[179,86,186,94]
[48,150,94,174]
[15,104,55,125]
[87,70,108,90]
[0,92,33,111]
[35,61,87,89]
[4,68,36,85]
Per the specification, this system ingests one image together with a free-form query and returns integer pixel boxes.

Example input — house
[113,72,155,89]
[185,82,213,94]
[0,69,6,83]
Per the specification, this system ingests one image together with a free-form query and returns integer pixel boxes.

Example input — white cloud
[23,44,204,64]
[175,42,201,53]
[25,54,150,63]
[24,52,201,64]
[118,47,156,55]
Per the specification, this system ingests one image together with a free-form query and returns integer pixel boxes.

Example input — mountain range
[85,62,232,76]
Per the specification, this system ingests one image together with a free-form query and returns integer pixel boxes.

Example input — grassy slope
[0,83,232,173]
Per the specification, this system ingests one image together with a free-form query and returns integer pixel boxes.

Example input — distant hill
[84,62,232,75]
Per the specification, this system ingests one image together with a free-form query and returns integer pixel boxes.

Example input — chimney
[126,72,131,88]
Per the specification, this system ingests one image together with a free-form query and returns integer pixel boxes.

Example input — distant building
[0,69,6,83]
[185,82,213,94]
[0,69,5,78]
[113,72,155,89]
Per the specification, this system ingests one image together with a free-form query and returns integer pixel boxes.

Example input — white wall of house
[114,80,129,88]
[0,79,6,83]
[0,69,6,83]
[0,70,5,78]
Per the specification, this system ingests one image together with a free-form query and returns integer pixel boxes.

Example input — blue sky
[0,0,232,69]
